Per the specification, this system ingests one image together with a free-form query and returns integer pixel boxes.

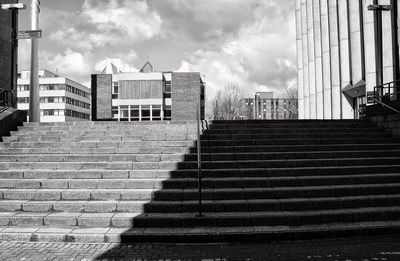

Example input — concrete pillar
[382,0,394,83]
[29,0,40,122]
[313,0,324,119]
[321,0,332,119]
[328,0,342,119]
[338,0,354,119]
[296,0,305,119]
[307,0,317,119]
[349,0,364,83]
[363,0,377,93]
[301,1,310,119]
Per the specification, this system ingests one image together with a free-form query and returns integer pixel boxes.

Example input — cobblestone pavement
[1,235,400,261]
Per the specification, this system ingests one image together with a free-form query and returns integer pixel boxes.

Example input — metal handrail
[196,95,203,217]
[369,80,400,114]
[369,96,400,114]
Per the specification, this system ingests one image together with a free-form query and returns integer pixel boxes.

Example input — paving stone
[44,213,80,226]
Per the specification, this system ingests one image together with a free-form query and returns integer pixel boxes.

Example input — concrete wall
[91,74,112,120]
[0,0,16,92]
[370,113,400,137]
[171,72,202,121]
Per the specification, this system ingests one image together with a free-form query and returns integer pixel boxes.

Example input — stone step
[200,138,400,146]
[203,127,387,134]
[0,211,137,228]
[0,147,191,155]
[1,165,399,180]
[23,121,196,127]
[0,154,187,162]
[207,123,376,129]
[2,221,400,243]
[126,207,400,228]
[1,194,400,214]
[1,157,400,170]
[0,173,399,190]
[0,161,180,170]
[201,133,390,140]
[1,150,400,162]
[1,183,400,202]
[3,135,195,143]
[198,143,400,153]
[144,194,400,213]
[0,200,149,213]
[0,141,195,148]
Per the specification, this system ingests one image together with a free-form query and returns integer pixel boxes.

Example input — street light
[1,3,26,108]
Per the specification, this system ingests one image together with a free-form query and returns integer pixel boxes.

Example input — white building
[17,70,91,122]
[296,0,400,119]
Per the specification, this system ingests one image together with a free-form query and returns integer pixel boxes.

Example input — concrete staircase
[1,120,400,243]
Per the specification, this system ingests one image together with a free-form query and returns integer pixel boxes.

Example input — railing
[368,80,400,114]
[0,88,16,108]
[196,96,203,217]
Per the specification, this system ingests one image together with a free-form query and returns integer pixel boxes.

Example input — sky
[17,0,297,106]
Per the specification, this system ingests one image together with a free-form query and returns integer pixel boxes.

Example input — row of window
[112,105,171,121]
[65,110,90,120]
[66,97,91,109]
[17,84,90,99]
[111,81,172,100]
[37,109,90,119]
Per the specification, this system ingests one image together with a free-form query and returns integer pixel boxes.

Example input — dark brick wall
[171,72,203,121]
[91,74,112,120]
[0,0,16,91]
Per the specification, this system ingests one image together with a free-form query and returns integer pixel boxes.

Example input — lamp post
[29,0,40,122]
[1,3,26,108]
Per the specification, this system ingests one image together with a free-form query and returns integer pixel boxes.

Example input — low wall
[369,114,400,137]
[0,107,27,141]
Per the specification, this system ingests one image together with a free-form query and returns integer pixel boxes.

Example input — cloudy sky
[18,0,296,106]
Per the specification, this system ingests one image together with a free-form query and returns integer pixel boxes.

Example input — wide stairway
[0,120,400,243]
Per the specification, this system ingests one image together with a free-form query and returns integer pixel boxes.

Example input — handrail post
[196,94,203,217]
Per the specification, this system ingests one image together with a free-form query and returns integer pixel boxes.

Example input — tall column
[382,0,394,83]
[321,0,332,119]
[296,0,305,119]
[338,0,354,119]
[363,0,377,93]
[349,0,364,84]
[313,0,324,119]
[328,0,341,119]
[301,0,310,119]
[307,0,317,119]
[29,0,40,122]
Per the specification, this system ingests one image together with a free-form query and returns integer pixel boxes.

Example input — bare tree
[212,84,244,120]
[286,86,298,119]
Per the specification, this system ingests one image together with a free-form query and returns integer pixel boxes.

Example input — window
[130,105,139,121]
[17,85,29,91]
[120,106,129,121]
[17,97,29,103]
[141,105,151,121]
[152,105,161,121]
[112,106,118,119]
[164,105,171,121]
[164,82,172,99]
[112,82,119,99]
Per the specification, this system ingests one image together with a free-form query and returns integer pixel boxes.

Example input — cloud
[177,1,297,107]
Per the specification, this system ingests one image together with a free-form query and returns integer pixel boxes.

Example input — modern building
[241,92,298,120]
[17,70,91,122]
[91,62,205,121]
[296,0,400,119]
[0,0,16,107]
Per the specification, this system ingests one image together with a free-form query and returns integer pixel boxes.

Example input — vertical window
[130,106,140,121]
[120,106,129,121]
[152,105,161,121]
[164,82,172,99]
[112,106,119,119]
[164,105,171,121]
[112,82,119,99]
[141,105,151,121]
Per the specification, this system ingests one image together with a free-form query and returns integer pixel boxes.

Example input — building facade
[91,62,205,121]
[296,0,400,119]
[0,0,16,106]
[242,92,298,120]
[17,70,91,122]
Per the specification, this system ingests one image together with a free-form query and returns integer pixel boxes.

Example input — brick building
[91,62,205,121]
[0,0,16,97]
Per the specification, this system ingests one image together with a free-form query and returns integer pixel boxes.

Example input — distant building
[17,70,91,122]
[91,62,205,121]
[242,92,298,120]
